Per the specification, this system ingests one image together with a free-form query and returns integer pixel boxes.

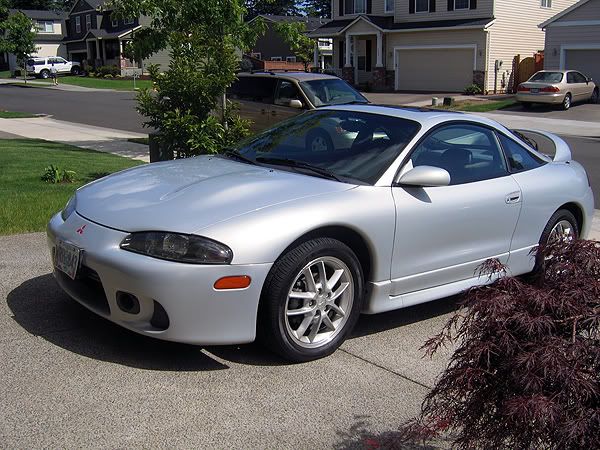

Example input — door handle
[505,192,521,204]
[260,109,267,115]
[271,110,277,116]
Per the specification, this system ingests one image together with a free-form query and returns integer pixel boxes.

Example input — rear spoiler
[512,129,572,162]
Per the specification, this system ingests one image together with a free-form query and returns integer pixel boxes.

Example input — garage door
[396,48,474,92]
[565,49,600,84]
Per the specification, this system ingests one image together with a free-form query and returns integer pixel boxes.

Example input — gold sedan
[516,70,599,110]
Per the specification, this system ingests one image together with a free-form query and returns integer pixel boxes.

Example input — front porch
[84,37,141,73]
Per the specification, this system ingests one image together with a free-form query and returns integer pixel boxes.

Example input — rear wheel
[71,66,81,76]
[39,69,50,79]
[259,238,364,362]
[562,93,572,110]
[532,209,579,274]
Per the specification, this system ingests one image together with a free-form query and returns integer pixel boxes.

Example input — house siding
[551,0,600,20]
[544,25,600,68]
[485,0,577,92]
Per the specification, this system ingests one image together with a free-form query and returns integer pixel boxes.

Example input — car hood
[76,155,354,233]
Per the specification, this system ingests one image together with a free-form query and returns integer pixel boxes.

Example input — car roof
[534,70,577,74]
[237,71,340,82]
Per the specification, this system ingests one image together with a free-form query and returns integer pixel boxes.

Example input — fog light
[214,276,251,290]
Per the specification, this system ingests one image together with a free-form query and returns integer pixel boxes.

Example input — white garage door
[565,49,600,84]
[396,48,474,92]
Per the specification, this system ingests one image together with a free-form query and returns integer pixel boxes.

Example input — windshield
[300,79,368,107]
[230,110,420,184]
[529,72,563,83]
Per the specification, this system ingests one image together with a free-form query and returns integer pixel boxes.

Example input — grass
[37,75,153,91]
[0,110,39,118]
[0,139,143,235]
[0,70,12,79]
[127,137,149,145]
[436,98,517,112]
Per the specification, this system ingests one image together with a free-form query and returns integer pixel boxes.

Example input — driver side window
[409,124,508,185]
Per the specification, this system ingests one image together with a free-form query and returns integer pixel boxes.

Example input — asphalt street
[559,136,600,206]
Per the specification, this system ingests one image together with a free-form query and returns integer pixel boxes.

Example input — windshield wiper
[223,150,257,165]
[255,157,341,181]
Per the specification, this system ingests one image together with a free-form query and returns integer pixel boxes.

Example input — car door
[566,71,585,101]
[227,77,276,133]
[390,122,522,299]
[55,57,70,74]
[573,71,593,99]
[271,79,306,125]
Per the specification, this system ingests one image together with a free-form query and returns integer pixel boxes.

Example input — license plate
[530,88,539,94]
[54,240,81,280]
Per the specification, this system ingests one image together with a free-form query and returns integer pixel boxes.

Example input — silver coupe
[47,105,594,361]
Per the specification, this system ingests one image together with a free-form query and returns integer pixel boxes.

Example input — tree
[275,21,315,72]
[0,11,38,81]
[303,0,331,18]
[244,0,301,19]
[110,0,264,157]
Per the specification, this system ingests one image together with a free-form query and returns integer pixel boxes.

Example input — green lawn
[0,70,11,79]
[37,75,153,91]
[0,111,38,118]
[0,139,143,235]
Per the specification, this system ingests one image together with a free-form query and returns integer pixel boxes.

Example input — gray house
[540,0,600,83]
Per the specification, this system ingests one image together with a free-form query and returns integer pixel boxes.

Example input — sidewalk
[474,112,600,138]
[0,117,149,161]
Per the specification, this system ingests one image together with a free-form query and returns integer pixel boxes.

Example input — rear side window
[227,77,275,104]
[498,134,545,173]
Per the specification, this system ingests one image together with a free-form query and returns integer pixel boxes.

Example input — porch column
[376,31,383,67]
[313,41,319,71]
[95,39,100,66]
[373,31,388,91]
[342,33,354,85]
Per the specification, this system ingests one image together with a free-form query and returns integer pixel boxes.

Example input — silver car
[47,106,594,362]
[516,70,599,110]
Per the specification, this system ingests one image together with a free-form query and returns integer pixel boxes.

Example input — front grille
[56,265,110,315]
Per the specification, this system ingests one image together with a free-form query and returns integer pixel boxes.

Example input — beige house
[540,0,600,83]
[310,0,578,92]
[5,9,67,73]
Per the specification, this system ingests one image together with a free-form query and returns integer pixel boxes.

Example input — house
[309,0,579,92]
[540,0,600,83]
[63,0,169,74]
[5,9,67,73]
[247,15,333,70]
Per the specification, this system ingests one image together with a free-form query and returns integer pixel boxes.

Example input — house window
[124,18,135,25]
[85,14,91,30]
[385,0,395,13]
[541,0,552,7]
[354,0,366,14]
[271,57,282,61]
[416,0,429,13]
[286,56,297,63]
[75,16,81,33]
[36,21,54,33]
[455,0,469,9]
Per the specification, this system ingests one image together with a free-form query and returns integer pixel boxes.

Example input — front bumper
[47,212,272,345]
[516,92,564,104]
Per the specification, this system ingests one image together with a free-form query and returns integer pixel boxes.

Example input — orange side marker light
[214,275,252,290]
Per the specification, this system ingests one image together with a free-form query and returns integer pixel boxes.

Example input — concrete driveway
[0,232,454,448]
[492,101,600,122]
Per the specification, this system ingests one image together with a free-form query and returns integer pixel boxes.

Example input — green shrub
[41,165,76,184]
[464,84,483,95]
[104,74,114,79]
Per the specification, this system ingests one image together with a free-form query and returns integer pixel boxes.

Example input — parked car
[227,71,369,149]
[516,70,599,110]
[26,56,81,79]
[47,106,594,362]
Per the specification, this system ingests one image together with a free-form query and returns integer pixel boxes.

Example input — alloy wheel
[284,256,354,348]
[549,219,575,244]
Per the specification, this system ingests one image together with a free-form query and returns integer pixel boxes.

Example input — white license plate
[54,240,81,280]
[530,88,539,94]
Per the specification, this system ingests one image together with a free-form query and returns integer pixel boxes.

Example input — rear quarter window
[498,133,546,173]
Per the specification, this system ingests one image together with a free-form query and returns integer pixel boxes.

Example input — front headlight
[120,232,233,264]
[61,194,77,221]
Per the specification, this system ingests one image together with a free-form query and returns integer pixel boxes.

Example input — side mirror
[395,165,451,187]
[289,99,303,109]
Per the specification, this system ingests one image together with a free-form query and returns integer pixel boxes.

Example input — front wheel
[562,93,572,110]
[306,129,334,152]
[591,88,599,104]
[259,238,364,362]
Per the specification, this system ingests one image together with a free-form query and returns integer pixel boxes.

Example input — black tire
[532,209,579,274]
[258,237,364,362]
[39,69,50,79]
[306,129,334,152]
[562,93,572,110]
[591,88,599,104]
[71,65,81,76]
[521,102,532,109]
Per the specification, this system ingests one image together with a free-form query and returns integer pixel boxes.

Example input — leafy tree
[275,21,314,72]
[244,0,301,19]
[0,11,37,81]
[303,0,331,18]
[110,0,264,157]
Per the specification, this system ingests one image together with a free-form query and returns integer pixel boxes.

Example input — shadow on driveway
[7,273,458,369]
